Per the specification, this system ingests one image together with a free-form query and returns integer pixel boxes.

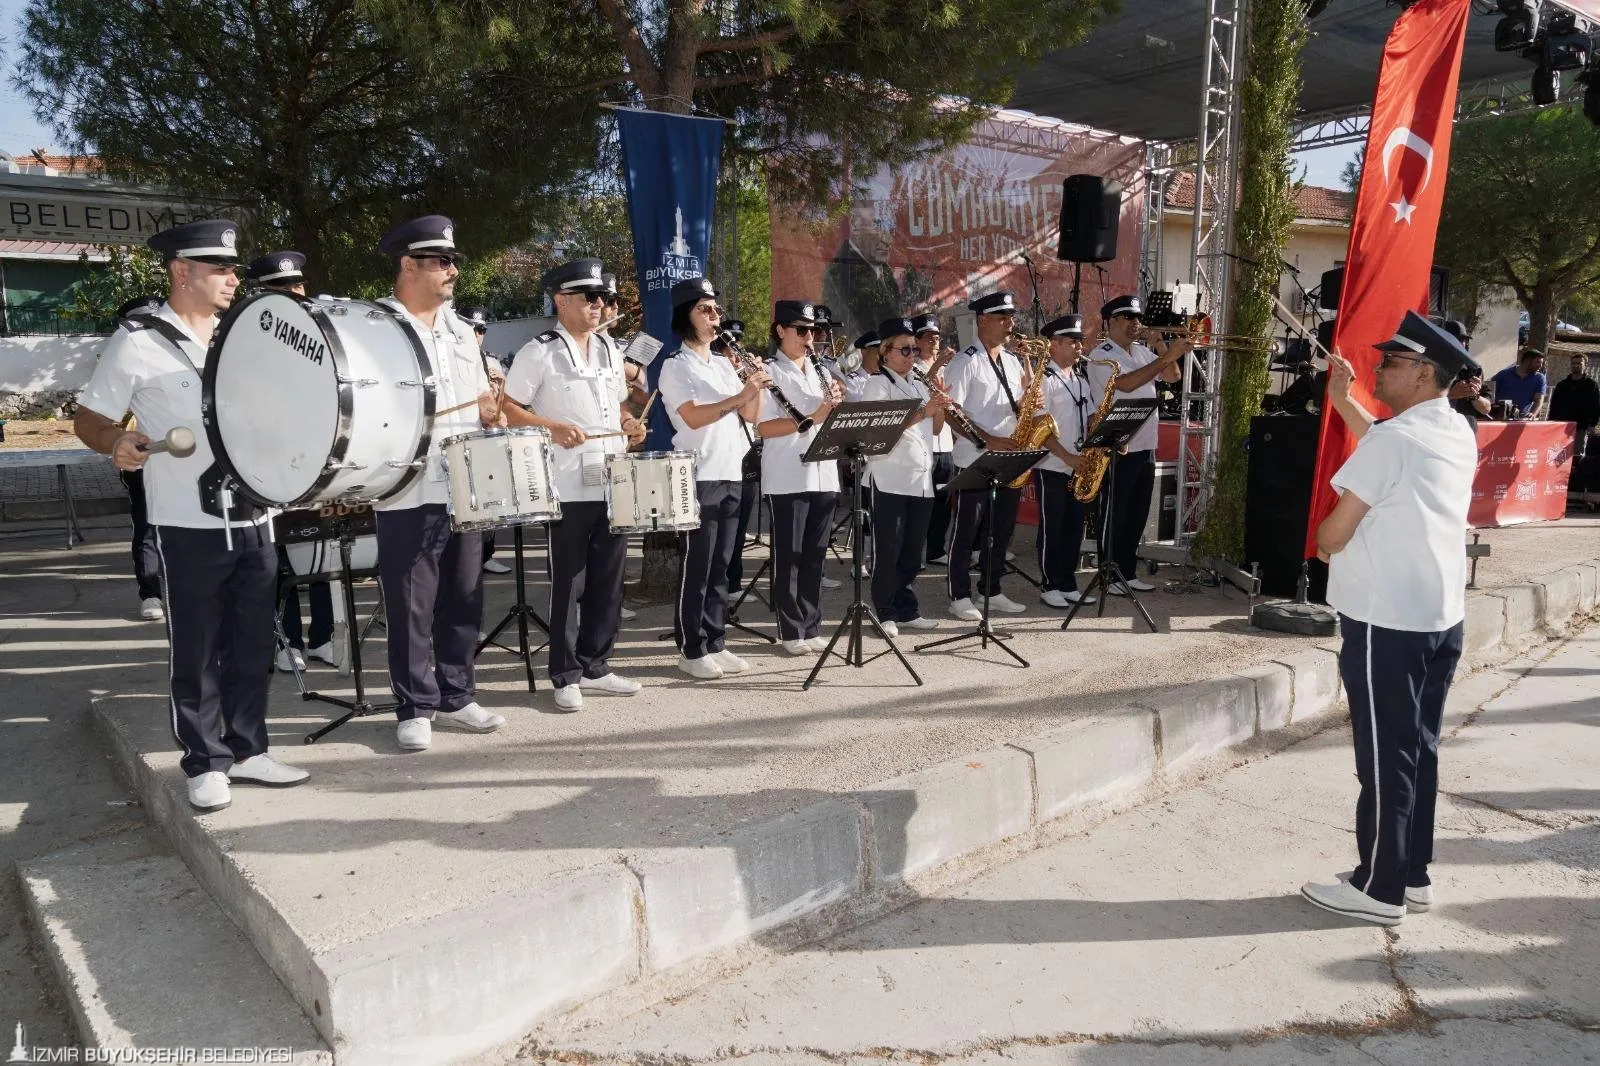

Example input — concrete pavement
[523,627,1600,1065]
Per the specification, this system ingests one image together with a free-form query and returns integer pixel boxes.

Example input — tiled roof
[6,151,103,175]
[1164,171,1352,223]
[0,239,106,258]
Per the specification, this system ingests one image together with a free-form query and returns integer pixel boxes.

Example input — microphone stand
[1021,251,1045,336]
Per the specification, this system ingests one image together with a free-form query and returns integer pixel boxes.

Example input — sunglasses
[693,303,724,316]
[409,253,462,269]
[558,291,608,305]
[886,344,918,357]
[788,324,819,335]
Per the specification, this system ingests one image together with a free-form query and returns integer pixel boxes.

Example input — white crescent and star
[1381,126,1436,226]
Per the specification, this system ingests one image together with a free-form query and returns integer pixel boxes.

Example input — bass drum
[203,291,436,507]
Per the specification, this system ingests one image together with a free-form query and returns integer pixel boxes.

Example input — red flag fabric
[1303,0,1473,557]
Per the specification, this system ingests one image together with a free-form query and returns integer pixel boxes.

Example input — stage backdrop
[770,111,1146,342]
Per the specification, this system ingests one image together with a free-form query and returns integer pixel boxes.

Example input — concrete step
[18,834,330,1063]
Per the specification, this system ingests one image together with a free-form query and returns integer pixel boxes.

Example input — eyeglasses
[789,325,819,335]
[559,291,607,305]
[886,344,918,357]
[1378,353,1428,369]
[693,303,724,316]
[409,253,462,270]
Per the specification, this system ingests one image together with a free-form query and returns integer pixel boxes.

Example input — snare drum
[440,427,561,532]
[204,292,434,508]
[604,451,699,533]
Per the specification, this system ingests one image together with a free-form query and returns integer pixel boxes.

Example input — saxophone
[1004,337,1058,488]
[1072,358,1124,503]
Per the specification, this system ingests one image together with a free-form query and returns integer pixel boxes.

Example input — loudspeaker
[1318,267,1343,310]
[1058,175,1122,263]
[1316,319,1336,356]
[1244,415,1328,601]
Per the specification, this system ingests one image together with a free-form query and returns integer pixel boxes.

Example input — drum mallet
[137,426,197,458]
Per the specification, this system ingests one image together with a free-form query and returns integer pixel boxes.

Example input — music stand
[298,519,399,744]
[801,399,922,690]
[476,523,551,692]
[1062,398,1161,634]
[915,448,1047,666]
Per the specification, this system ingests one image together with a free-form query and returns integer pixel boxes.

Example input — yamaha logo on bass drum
[259,305,328,366]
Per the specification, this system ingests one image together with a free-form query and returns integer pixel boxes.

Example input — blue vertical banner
[616,108,725,346]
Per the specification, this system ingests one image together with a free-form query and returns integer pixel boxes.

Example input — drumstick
[638,389,659,421]
[432,396,483,418]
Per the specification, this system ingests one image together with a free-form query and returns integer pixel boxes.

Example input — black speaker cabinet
[1058,174,1122,263]
[1318,264,1447,316]
[1245,415,1329,601]
[1318,267,1343,311]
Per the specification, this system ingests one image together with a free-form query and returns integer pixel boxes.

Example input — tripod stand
[798,398,922,689]
[476,523,550,692]
[806,446,921,689]
[1061,399,1162,634]
[725,551,778,644]
[915,449,1045,667]
[301,527,397,744]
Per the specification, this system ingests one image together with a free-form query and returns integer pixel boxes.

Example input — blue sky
[0,0,1357,188]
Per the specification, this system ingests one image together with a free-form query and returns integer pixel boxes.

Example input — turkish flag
[1303,0,1473,558]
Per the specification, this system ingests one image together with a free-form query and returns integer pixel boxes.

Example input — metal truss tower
[1176,0,1245,548]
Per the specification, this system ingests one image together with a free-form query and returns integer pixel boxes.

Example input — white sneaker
[436,702,505,733]
[1405,885,1434,912]
[1005,550,1016,562]
[579,673,642,695]
[804,636,830,652]
[1041,589,1097,608]
[620,606,638,621]
[986,593,1026,614]
[781,639,815,656]
[902,616,939,630]
[678,654,724,680]
[396,718,432,751]
[306,641,338,666]
[139,597,165,621]
[878,620,899,638]
[274,647,306,673]
[1065,589,1097,605]
[1125,577,1157,592]
[948,598,982,622]
[926,554,949,567]
[187,771,231,811]
[820,576,842,589]
[482,558,512,574]
[1300,880,1405,926]
[228,753,310,787]
[552,685,584,713]
[711,649,749,674]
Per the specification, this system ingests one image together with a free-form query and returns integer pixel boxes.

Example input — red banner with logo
[1470,421,1575,526]
[1303,0,1474,556]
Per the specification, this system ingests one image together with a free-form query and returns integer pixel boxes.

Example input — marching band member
[760,300,843,655]
[244,251,339,670]
[718,319,761,594]
[1033,315,1096,608]
[863,317,946,636]
[74,220,308,811]
[658,277,767,679]
[912,312,956,565]
[943,291,1029,620]
[504,258,646,712]
[1084,295,1189,595]
[837,332,877,400]
[372,216,514,751]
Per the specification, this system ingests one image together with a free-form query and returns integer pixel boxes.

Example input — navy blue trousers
[676,480,742,659]
[768,491,838,641]
[872,491,934,622]
[1338,614,1465,907]
[375,505,483,721]
[544,500,627,687]
[1033,468,1088,594]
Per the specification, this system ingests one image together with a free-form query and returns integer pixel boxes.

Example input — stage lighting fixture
[1495,1,1540,52]
[1544,32,1592,71]
[1532,63,1561,105]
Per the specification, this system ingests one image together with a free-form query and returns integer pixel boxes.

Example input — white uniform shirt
[504,325,627,503]
[1036,365,1093,475]
[658,345,748,483]
[1325,398,1478,632]
[78,302,270,530]
[945,342,1024,468]
[375,299,491,512]
[1084,337,1161,454]
[759,354,842,495]
[863,369,934,497]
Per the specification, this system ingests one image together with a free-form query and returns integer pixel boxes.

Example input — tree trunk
[632,531,683,604]
[1527,284,1554,352]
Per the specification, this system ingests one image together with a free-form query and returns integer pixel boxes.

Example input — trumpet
[719,330,813,432]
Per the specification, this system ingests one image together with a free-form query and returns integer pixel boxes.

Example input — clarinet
[910,364,987,450]
[806,345,846,403]
[720,330,814,432]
